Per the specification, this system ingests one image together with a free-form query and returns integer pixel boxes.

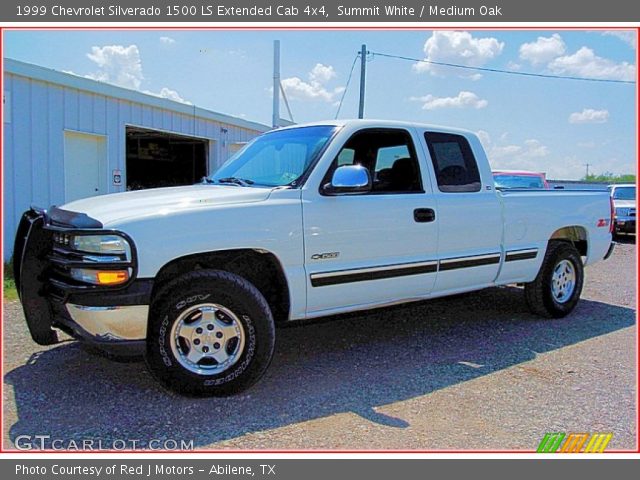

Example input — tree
[584,172,636,183]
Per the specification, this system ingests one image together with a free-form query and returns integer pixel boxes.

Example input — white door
[64,131,106,202]
[303,128,439,315]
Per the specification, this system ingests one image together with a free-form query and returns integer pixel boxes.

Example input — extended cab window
[424,132,481,193]
[325,129,423,194]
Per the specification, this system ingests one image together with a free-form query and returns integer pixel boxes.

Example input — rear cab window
[424,132,481,193]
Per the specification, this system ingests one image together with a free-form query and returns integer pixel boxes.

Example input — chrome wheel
[170,303,245,375]
[551,259,576,304]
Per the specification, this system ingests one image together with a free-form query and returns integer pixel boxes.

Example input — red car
[492,170,550,189]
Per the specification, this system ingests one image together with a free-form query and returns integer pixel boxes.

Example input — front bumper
[66,304,149,341]
[61,304,148,356]
[14,207,151,356]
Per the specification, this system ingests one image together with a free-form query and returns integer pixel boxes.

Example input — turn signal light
[70,268,130,286]
[97,270,129,285]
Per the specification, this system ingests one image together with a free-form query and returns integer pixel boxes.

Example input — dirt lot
[2,239,637,451]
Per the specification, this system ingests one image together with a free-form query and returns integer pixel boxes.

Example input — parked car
[608,183,636,235]
[14,120,614,396]
[492,170,550,189]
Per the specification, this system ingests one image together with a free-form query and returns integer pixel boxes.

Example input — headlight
[70,235,129,255]
[616,207,630,217]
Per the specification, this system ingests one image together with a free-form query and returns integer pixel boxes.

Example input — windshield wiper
[216,177,255,186]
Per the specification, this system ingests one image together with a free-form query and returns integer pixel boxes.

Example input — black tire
[524,241,584,318]
[145,269,275,396]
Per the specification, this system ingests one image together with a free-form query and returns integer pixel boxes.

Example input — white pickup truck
[14,120,615,396]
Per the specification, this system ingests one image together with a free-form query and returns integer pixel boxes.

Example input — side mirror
[323,165,372,195]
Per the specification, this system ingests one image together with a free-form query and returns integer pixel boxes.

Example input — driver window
[325,129,423,194]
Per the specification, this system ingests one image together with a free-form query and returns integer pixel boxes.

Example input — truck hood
[60,185,273,227]
[613,199,636,209]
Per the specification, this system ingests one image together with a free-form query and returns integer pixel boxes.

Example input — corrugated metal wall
[3,70,267,260]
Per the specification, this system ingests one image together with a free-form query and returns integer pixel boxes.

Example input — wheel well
[549,226,588,256]
[151,249,291,323]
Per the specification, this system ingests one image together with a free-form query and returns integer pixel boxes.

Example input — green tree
[584,172,636,183]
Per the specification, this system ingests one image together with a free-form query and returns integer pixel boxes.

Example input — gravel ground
[2,238,636,451]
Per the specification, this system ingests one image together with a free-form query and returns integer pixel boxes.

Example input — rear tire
[524,241,584,318]
[145,269,275,396]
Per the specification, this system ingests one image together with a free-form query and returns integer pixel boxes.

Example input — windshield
[612,186,636,200]
[493,174,545,189]
[210,126,338,187]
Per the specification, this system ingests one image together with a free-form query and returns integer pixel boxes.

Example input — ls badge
[311,252,339,260]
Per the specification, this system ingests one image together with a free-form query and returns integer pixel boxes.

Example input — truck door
[302,128,439,315]
[421,131,503,293]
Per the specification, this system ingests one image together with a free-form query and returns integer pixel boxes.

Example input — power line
[335,54,360,119]
[370,51,636,85]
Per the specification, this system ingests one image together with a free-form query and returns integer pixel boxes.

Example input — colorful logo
[537,432,613,453]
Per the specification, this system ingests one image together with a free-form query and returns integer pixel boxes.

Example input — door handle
[414,208,436,223]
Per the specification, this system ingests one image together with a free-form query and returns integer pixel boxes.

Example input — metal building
[2,58,270,259]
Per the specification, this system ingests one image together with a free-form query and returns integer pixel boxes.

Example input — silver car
[608,184,636,235]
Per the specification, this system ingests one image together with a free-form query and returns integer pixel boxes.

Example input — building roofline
[3,57,271,133]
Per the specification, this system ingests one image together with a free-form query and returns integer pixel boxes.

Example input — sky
[3,29,637,180]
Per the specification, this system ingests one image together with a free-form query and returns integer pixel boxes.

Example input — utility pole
[584,163,591,179]
[358,44,367,119]
[272,40,280,128]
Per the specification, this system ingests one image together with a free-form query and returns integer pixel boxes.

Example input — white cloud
[144,87,191,104]
[476,129,491,149]
[490,139,549,161]
[479,130,553,174]
[85,44,189,104]
[309,63,336,84]
[602,31,637,49]
[548,46,635,81]
[410,91,488,110]
[569,108,610,124]
[414,31,504,78]
[86,45,143,90]
[160,36,175,45]
[519,34,566,66]
[228,48,247,59]
[516,34,636,81]
[281,63,344,102]
[481,130,634,180]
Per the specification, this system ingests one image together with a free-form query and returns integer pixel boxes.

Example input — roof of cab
[273,119,478,137]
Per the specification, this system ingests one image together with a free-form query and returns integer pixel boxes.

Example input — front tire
[145,270,275,396]
[524,241,584,318]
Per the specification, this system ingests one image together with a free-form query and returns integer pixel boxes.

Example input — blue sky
[4,29,637,179]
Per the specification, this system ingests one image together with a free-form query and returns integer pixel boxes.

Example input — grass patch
[3,259,18,301]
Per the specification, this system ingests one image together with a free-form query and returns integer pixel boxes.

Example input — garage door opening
[126,127,209,190]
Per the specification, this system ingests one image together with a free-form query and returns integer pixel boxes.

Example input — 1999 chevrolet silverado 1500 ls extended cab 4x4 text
[14,120,615,396]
